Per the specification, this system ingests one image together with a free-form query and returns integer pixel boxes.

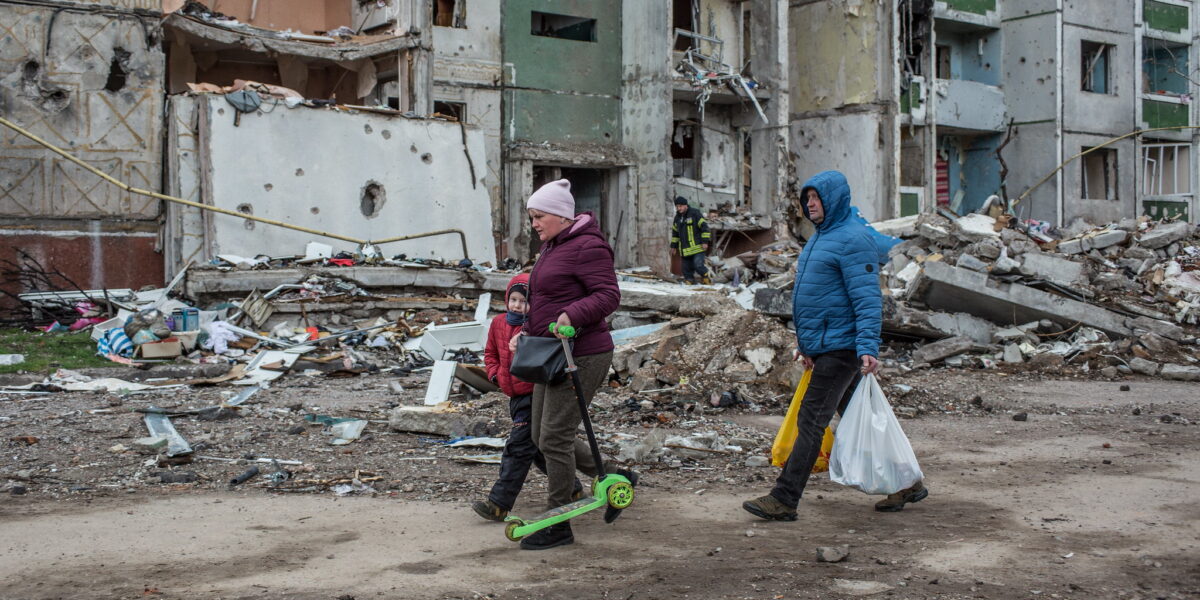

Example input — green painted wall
[505,89,621,143]
[502,0,622,143]
[1145,0,1189,34]
[900,80,921,114]
[1143,98,1189,129]
[502,0,622,96]
[1143,198,1190,221]
[944,0,996,16]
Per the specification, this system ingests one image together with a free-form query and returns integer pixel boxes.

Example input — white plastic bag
[829,374,924,495]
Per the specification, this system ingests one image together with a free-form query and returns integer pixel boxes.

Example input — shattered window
[1143,37,1190,96]
[1143,142,1192,196]
[433,100,466,121]
[1081,41,1112,94]
[531,11,596,42]
[434,0,467,28]
[1081,148,1118,201]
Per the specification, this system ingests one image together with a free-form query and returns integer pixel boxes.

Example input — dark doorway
[529,166,609,257]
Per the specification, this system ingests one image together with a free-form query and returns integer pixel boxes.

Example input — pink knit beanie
[527,179,575,219]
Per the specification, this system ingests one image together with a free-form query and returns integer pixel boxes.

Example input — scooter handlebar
[548,323,576,338]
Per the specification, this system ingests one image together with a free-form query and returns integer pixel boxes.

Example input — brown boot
[742,494,798,521]
[471,498,508,522]
[875,481,928,512]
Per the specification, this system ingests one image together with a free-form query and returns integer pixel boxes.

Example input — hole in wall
[236,203,255,230]
[410,144,418,153]
[263,183,273,191]
[295,168,305,176]
[311,207,320,214]
[364,124,373,134]
[21,60,71,113]
[104,48,130,92]
[360,181,386,218]
[381,130,391,139]
[421,153,433,164]
[22,60,40,80]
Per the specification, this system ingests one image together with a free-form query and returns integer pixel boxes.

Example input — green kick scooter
[503,323,636,542]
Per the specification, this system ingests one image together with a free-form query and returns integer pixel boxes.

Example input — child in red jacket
[472,274,579,520]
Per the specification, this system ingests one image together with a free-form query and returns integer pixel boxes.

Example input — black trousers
[681,252,708,281]
[771,349,862,509]
[487,394,545,511]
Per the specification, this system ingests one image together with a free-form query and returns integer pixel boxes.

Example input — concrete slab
[1020,252,1087,286]
[912,336,976,364]
[1137,222,1192,249]
[387,405,487,437]
[925,312,997,344]
[185,266,722,315]
[1161,364,1200,381]
[911,262,1132,338]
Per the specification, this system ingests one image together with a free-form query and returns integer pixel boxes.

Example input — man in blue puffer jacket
[743,170,928,520]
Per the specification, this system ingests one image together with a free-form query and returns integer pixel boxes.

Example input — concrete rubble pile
[871,213,1200,380]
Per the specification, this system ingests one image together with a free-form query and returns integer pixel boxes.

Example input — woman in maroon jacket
[512,178,634,550]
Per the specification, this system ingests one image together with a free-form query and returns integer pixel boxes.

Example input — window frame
[1081,40,1114,95]
[1081,147,1119,202]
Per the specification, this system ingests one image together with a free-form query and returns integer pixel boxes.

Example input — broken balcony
[933,0,1000,32]
[934,78,1006,133]
[162,8,422,109]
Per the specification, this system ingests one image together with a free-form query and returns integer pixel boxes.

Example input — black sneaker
[471,498,507,522]
[742,494,798,521]
[603,469,639,524]
[519,522,574,550]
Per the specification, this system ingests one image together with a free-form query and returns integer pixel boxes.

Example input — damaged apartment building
[792,0,1200,226]
[0,0,790,296]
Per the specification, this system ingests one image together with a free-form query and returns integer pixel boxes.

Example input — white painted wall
[195,96,496,264]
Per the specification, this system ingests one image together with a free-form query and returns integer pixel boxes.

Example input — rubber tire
[606,481,635,509]
[504,520,524,542]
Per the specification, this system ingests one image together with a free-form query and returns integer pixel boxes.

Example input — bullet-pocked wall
[1062,0,1138,224]
[1000,0,1058,223]
[502,0,623,143]
[622,0,672,273]
[789,0,896,222]
[0,1,166,301]
[432,0,505,254]
[167,95,497,268]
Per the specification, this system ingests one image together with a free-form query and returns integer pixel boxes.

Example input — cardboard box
[138,338,183,358]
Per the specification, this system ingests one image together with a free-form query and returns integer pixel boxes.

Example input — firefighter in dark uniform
[671,196,712,284]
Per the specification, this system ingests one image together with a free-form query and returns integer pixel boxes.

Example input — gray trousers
[531,351,614,509]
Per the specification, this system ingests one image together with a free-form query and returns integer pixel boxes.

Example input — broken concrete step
[911,262,1132,339]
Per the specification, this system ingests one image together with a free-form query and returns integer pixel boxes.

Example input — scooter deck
[504,474,632,541]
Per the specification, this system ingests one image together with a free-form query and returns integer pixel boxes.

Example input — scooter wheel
[504,520,525,542]
[606,481,635,509]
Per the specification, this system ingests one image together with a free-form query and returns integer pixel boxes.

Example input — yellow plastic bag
[770,369,835,471]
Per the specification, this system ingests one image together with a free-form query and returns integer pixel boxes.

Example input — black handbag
[510,335,570,385]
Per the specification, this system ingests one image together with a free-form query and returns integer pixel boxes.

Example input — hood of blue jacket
[800,170,852,232]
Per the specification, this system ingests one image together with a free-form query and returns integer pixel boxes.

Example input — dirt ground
[2,370,1198,600]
